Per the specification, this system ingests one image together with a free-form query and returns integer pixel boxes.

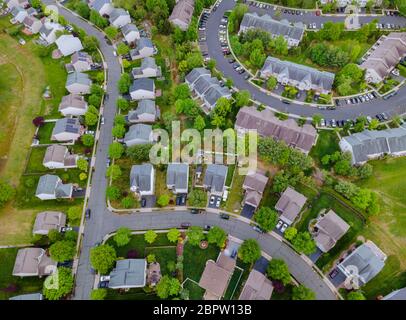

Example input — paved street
[205,0,406,121]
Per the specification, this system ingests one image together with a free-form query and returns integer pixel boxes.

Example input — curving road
[205,0,406,121]
[46,0,339,300]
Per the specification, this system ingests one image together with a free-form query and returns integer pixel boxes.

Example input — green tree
[188,189,207,207]
[266,76,277,90]
[114,114,126,126]
[207,226,227,248]
[112,124,126,138]
[42,267,74,300]
[235,90,251,107]
[291,232,316,255]
[106,185,121,200]
[117,98,130,111]
[81,134,94,147]
[48,229,63,243]
[292,285,316,300]
[193,115,206,131]
[90,244,117,274]
[106,164,122,180]
[284,227,297,241]
[347,290,366,300]
[254,207,279,232]
[75,1,90,18]
[186,226,204,246]
[77,158,88,172]
[104,26,118,40]
[368,118,380,130]
[89,10,108,28]
[67,206,82,223]
[88,94,102,107]
[267,259,291,285]
[156,276,181,299]
[238,239,261,264]
[167,228,180,243]
[114,227,132,247]
[0,181,15,207]
[83,36,99,52]
[117,42,130,55]
[126,144,153,162]
[144,230,158,244]
[358,164,373,179]
[173,83,191,100]
[49,240,76,262]
[121,196,134,209]
[250,48,266,69]
[118,73,131,94]
[108,142,124,159]
[79,172,87,181]
[85,110,99,126]
[90,288,107,300]
[312,114,322,126]
[157,194,170,207]
[147,253,156,263]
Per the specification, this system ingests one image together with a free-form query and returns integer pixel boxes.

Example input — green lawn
[224,172,245,213]
[183,242,220,282]
[309,130,340,168]
[106,288,159,300]
[145,246,177,276]
[36,123,55,144]
[271,283,295,300]
[25,147,48,174]
[110,157,139,209]
[183,279,205,300]
[0,248,44,300]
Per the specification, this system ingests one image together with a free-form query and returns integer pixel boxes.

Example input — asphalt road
[205,0,406,121]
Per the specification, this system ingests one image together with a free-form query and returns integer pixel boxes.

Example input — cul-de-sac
[1,0,406,302]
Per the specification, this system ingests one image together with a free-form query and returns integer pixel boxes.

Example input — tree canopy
[90,244,117,275]
[238,239,261,264]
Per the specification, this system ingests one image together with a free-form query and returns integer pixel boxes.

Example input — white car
[209,196,215,205]
[216,198,221,208]
[113,50,117,56]
[101,116,105,125]
[280,223,288,233]
[18,38,26,45]
[276,220,283,229]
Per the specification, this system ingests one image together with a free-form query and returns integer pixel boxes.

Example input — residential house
[331,0,382,8]
[185,68,231,110]
[121,23,140,44]
[51,117,83,142]
[199,252,236,300]
[32,211,67,235]
[239,269,273,300]
[169,0,195,31]
[65,72,92,94]
[130,37,155,60]
[166,163,189,194]
[43,144,78,169]
[69,51,93,72]
[22,16,42,34]
[5,0,29,9]
[131,57,161,79]
[337,240,386,288]
[242,172,268,210]
[35,174,73,200]
[147,262,161,286]
[90,0,114,17]
[130,164,155,196]
[124,124,154,147]
[129,78,155,100]
[39,21,64,44]
[383,287,406,300]
[10,6,28,24]
[235,107,318,154]
[58,94,88,116]
[203,164,228,196]
[108,259,147,289]
[55,35,84,57]
[339,124,406,165]
[360,33,406,83]
[109,8,131,28]
[239,12,305,47]
[9,293,43,300]
[12,248,57,277]
[313,210,350,253]
[275,186,307,225]
[260,56,335,94]
[127,99,159,123]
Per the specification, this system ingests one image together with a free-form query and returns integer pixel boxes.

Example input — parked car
[209,195,215,205]
[276,220,283,229]
[204,225,212,231]
[180,222,191,228]
[215,198,221,208]
[141,197,146,207]
[85,209,91,220]
[220,213,230,220]
[18,38,26,45]
[190,209,200,214]
[253,226,264,233]
[280,223,288,233]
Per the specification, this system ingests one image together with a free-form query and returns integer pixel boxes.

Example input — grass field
[0,248,44,300]
[36,122,55,144]
[224,173,245,213]
[183,279,205,300]
[25,147,48,174]
[309,130,340,168]
[183,242,220,282]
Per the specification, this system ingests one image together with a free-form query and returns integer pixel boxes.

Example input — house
[313,210,350,253]
[332,0,382,8]
[109,8,131,28]
[10,6,28,23]
[69,51,93,72]
[130,37,155,60]
[339,124,406,165]
[43,144,78,169]
[130,164,155,196]
[203,164,228,196]
[239,12,305,47]
[90,0,114,17]
[12,248,57,277]
[59,94,88,116]
[242,172,268,209]
[185,68,232,110]
[239,269,273,300]
[9,293,43,300]
[51,118,83,142]
[199,252,236,300]
[337,240,386,288]
[235,107,318,154]
[127,99,159,123]
[39,21,64,44]
[65,72,92,94]
[169,0,195,31]
[5,0,29,9]
[22,16,42,34]
[55,35,84,57]
[275,186,307,225]
[129,78,155,100]
[383,287,406,300]
[166,163,189,194]
[131,57,161,79]
[32,211,67,235]
[360,33,406,83]
[260,56,335,94]
[147,262,161,286]
[124,124,154,147]
[121,23,140,44]
[35,174,73,200]
[108,259,147,289]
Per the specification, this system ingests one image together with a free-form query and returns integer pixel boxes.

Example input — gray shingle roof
[91,0,111,12]
[108,259,146,289]
[137,37,153,50]
[124,124,153,144]
[166,163,189,190]
[204,164,227,193]
[383,287,406,300]
[109,8,129,23]
[121,23,139,36]
[169,0,195,26]
[52,118,81,136]
[66,72,91,87]
[130,164,153,192]
[185,67,211,85]
[130,78,155,93]
[128,100,157,121]
[36,174,59,196]
[275,186,307,224]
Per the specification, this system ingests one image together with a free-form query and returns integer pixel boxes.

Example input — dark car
[180,222,191,228]
[282,99,291,104]
[141,197,147,207]
[238,69,245,74]
[253,226,264,233]
[220,213,230,220]
[204,225,211,231]
[190,209,199,214]
[181,195,186,205]
[98,281,109,288]
[244,74,250,80]
[228,58,235,63]
[176,197,181,205]
[85,208,91,220]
